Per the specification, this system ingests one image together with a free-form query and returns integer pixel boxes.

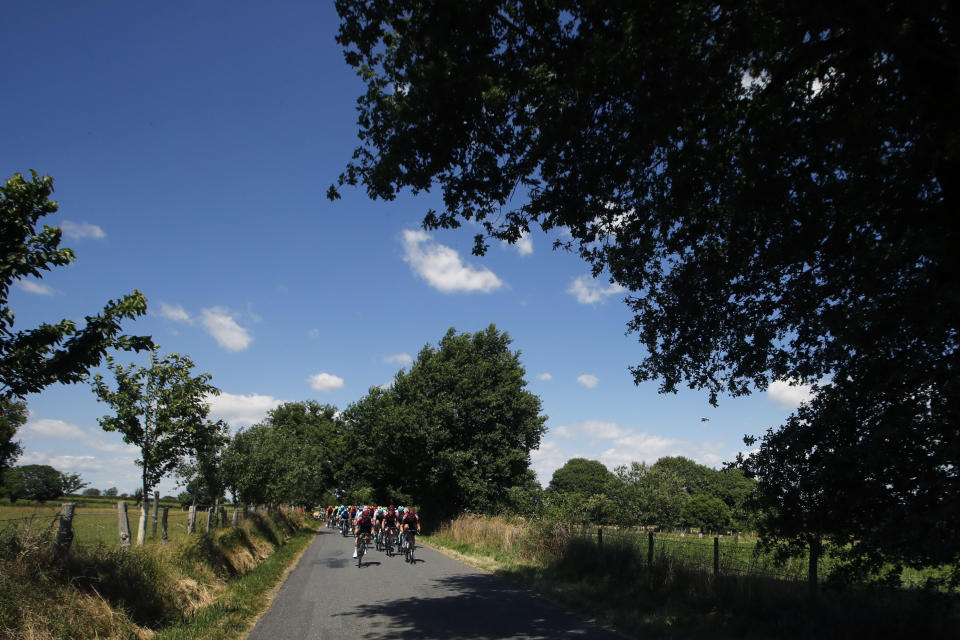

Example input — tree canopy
[341,325,547,521]
[221,401,342,508]
[547,457,616,497]
[92,348,219,544]
[331,1,959,567]
[1,172,152,402]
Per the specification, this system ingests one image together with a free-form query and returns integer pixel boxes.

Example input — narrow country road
[246,527,627,639]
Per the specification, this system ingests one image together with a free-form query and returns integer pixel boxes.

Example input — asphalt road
[246,526,627,639]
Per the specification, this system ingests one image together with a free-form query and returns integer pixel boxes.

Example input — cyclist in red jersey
[353,507,374,558]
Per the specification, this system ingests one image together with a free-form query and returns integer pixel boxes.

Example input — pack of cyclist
[324,504,422,563]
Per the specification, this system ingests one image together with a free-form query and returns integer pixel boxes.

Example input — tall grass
[427,515,960,639]
[0,509,310,640]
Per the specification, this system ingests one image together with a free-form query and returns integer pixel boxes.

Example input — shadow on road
[332,573,620,639]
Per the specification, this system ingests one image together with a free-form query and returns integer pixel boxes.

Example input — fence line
[0,501,277,556]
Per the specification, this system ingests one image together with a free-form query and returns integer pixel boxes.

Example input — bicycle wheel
[408,538,415,563]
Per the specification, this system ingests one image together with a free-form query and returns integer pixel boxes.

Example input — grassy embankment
[423,514,960,640]
[0,507,315,639]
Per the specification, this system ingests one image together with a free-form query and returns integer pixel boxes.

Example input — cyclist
[374,506,386,544]
[353,507,375,558]
[382,505,399,551]
[337,504,349,531]
[348,505,359,534]
[401,506,421,558]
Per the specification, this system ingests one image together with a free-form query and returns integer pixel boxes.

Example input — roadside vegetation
[0,509,313,639]
[425,514,960,640]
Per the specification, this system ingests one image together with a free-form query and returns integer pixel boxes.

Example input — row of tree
[538,456,756,533]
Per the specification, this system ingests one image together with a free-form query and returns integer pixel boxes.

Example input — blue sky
[2,2,811,497]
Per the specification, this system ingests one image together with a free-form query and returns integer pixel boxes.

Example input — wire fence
[0,502,257,550]
[577,527,815,583]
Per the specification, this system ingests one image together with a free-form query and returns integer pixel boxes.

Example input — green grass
[0,509,313,639]
[425,516,960,640]
[153,526,315,639]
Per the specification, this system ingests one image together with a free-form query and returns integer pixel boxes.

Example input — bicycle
[357,533,371,567]
[403,530,417,563]
[340,518,349,537]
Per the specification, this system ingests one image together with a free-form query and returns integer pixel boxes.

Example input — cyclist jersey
[384,510,397,526]
[338,507,349,518]
[401,512,419,528]
[357,513,374,533]
[375,510,385,522]
[349,507,358,518]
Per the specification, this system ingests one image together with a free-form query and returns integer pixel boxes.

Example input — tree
[1,171,152,403]
[0,398,26,478]
[59,472,88,495]
[341,325,547,522]
[221,401,342,508]
[82,487,101,497]
[3,464,64,502]
[175,419,230,506]
[681,495,731,534]
[91,348,219,544]
[547,458,616,498]
[104,486,118,497]
[331,1,959,568]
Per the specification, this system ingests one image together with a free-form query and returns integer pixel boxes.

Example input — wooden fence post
[151,491,159,537]
[597,527,603,547]
[714,536,720,577]
[55,503,75,561]
[118,501,131,549]
[161,507,169,543]
[809,537,820,599]
[220,506,226,527]
[648,531,654,566]
[206,506,213,533]
[187,505,196,534]
[232,507,239,526]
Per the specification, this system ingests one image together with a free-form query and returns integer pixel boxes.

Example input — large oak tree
[330,1,959,568]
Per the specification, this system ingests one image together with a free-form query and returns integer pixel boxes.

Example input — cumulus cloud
[530,440,570,486]
[767,379,814,409]
[200,307,252,351]
[22,418,86,440]
[61,220,106,240]
[308,372,345,392]
[513,231,534,256]
[552,425,575,439]
[577,374,599,389]
[537,373,553,381]
[16,280,56,295]
[579,420,630,439]
[599,433,726,469]
[157,302,192,323]
[207,391,282,428]
[568,275,624,304]
[402,229,504,293]
[384,353,413,366]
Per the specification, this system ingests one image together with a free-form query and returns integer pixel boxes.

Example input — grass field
[0,502,225,548]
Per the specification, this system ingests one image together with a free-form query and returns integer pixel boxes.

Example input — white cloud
[530,440,570,486]
[206,391,282,428]
[22,418,86,440]
[16,280,56,295]
[552,425,574,439]
[402,229,504,293]
[308,372,345,392]
[512,231,533,256]
[767,379,814,409]
[567,275,624,304]
[308,328,320,338]
[157,302,192,323]
[577,374,599,389]
[378,381,395,391]
[599,433,687,467]
[537,373,552,381]
[384,353,413,366]
[579,420,630,439]
[200,307,252,351]
[47,455,111,472]
[61,220,106,240]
